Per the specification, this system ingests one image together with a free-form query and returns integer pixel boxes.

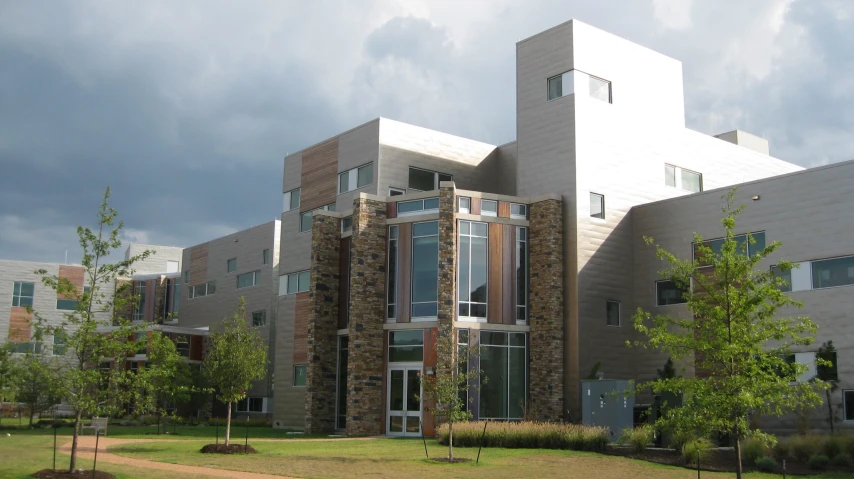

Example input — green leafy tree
[0,343,15,402]
[34,187,150,472]
[134,331,194,430]
[630,189,825,479]
[421,324,481,461]
[12,350,60,427]
[816,341,839,433]
[203,297,268,446]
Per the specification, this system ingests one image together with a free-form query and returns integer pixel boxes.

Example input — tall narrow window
[132,281,146,321]
[300,211,313,233]
[387,226,399,320]
[263,249,270,265]
[664,164,676,187]
[479,331,526,419]
[341,216,353,235]
[590,192,605,219]
[411,221,439,319]
[227,258,237,273]
[547,74,563,100]
[336,336,349,429]
[516,227,528,321]
[606,300,621,326]
[458,221,488,320]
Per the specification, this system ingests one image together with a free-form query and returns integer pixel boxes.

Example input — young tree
[34,187,150,472]
[421,324,480,461]
[203,298,268,446]
[630,189,825,479]
[11,351,59,427]
[133,331,193,430]
[0,343,15,402]
[816,341,839,434]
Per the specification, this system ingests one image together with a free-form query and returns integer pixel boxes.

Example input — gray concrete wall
[632,160,854,432]
[496,141,518,196]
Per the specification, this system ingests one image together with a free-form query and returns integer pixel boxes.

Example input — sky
[1,0,852,264]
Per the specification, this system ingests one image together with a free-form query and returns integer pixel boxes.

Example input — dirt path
[60,436,375,479]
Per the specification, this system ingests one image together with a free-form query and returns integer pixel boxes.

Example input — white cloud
[653,0,693,30]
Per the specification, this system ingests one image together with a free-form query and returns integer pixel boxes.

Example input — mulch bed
[430,458,473,463]
[200,444,258,454]
[31,469,115,479]
[604,446,852,475]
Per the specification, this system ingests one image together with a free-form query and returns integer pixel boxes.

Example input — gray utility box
[581,379,635,439]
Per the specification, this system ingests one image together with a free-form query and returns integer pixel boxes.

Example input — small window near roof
[481,199,497,217]
[589,76,611,103]
[510,203,527,219]
[590,193,605,219]
[548,75,563,100]
[459,197,471,214]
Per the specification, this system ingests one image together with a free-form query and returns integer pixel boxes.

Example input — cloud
[653,0,694,30]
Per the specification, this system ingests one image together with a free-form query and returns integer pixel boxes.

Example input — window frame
[606,300,621,327]
[283,188,301,212]
[547,74,563,101]
[590,192,605,219]
[337,162,374,194]
[387,225,399,321]
[237,270,260,289]
[293,365,307,387]
[458,221,489,322]
[811,255,854,290]
[844,390,854,422]
[283,270,311,295]
[480,199,498,217]
[588,74,612,103]
[693,231,766,267]
[664,164,703,193]
[263,249,270,265]
[478,331,527,420]
[516,226,528,323]
[132,281,146,321]
[12,281,34,308]
[341,216,353,235]
[189,280,216,299]
[458,197,471,214]
[227,258,237,273]
[397,198,440,217]
[411,221,440,320]
[655,279,688,306]
[510,203,527,220]
[407,166,452,191]
[252,310,267,327]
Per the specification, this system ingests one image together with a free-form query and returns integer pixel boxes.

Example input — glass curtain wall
[411,221,439,318]
[479,331,526,419]
[458,221,488,319]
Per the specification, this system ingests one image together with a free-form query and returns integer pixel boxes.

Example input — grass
[108,438,854,479]
[0,435,207,479]
[0,422,307,440]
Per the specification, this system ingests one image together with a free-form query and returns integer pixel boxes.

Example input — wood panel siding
[397,223,412,323]
[9,307,32,342]
[58,265,85,299]
[190,243,209,284]
[487,222,503,324]
[502,225,515,324]
[470,198,481,216]
[293,292,310,364]
[498,201,511,218]
[300,138,339,212]
[339,237,351,329]
[386,202,397,219]
[190,335,204,361]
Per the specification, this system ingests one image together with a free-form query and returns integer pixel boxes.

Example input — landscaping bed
[200,443,258,454]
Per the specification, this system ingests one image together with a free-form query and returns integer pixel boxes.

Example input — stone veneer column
[437,184,457,332]
[304,214,340,433]
[528,198,564,421]
[346,196,387,436]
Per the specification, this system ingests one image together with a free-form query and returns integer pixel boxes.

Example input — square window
[252,310,266,327]
[510,203,527,219]
[338,171,349,194]
[459,197,471,214]
[12,281,35,308]
[548,75,562,100]
[590,193,605,219]
[481,199,497,217]
[294,365,307,387]
[227,258,237,273]
[589,76,611,103]
[606,300,620,326]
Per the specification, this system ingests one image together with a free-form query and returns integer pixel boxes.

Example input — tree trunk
[826,389,834,434]
[225,401,232,446]
[69,411,82,472]
[449,421,454,461]
[28,409,35,428]
[734,436,743,479]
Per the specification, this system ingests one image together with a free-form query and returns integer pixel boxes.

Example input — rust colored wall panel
[190,243,209,284]
[470,198,481,216]
[300,139,339,212]
[338,237,351,329]
[190,335,204,361]
[58,265,85,299]
[502,225,515,324]
[293,292,310,364]
[9,307,32,342]
[397,222,412,323]
[487,222,503,324]
[386,202,397,219]
[498,201,511,218]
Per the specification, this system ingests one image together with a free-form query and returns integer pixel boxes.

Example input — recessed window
[12,282,34,308]
[458,221,488,320]
[606,300,621,326]
[237,397,264,412]
[338,163,373,194]
[263,249,270,265]
[283,188,301,212]
[293,365,307,387]
[408,167,452,191]
[342,216,353,235]
[812,256,854,290]
[665,164,703,193]
[237,271,260,289]
[590,192,605,219]
[479,331,526,419]
[516,227,528,322]
[481,199,498,217]
[132,281,146,321]
[252,310,266,327]
[510,203,527,219]
[656,280,687,306]
[389,330,424,362]
[227,258,237,273]
[387,226,398,320]
[548,74,563,100]
[458,197,471,214]
[281,270,310,295]
[189,281,216,299]
[389,187,406,196]
[398,198,439,217]
[589,75,611,103]
[412,221,439,319]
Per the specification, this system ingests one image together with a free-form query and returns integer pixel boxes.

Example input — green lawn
[0,421,316,440]
[109,438,854,479]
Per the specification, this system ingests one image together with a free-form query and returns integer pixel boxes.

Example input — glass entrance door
[387,365,422,436]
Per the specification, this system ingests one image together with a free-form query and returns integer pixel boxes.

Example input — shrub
[619,426,654,453]
[824,436,844,459]
[788,435,820,462]
[830,453,851,467]
[436,421,609,452]
[754,456,777,472]
[807,454,830,470]
[742,436,771,466]
[681,437,714,465]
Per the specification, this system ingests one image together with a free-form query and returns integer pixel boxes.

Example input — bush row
[437,421,610,451]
